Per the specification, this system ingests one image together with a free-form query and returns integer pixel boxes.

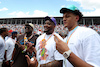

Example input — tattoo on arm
[40,60,63,67]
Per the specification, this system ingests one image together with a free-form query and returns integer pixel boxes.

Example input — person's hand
[54,34,69,54]
[20,45,25,50]
[25,55,38,67]
[26,42,36,54]
[10,61,14,66]
[5,61,9,66]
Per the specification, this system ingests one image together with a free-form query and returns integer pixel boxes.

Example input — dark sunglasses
[25,26,32,29]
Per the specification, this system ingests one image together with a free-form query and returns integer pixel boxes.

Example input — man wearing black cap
[12,23,38,67]
[54,5,100,67]
[25,16,64,67]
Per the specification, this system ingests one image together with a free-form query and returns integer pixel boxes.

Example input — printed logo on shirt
[38,39,48,61]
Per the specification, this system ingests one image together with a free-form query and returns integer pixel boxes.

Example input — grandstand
[0,16,100,25]
[0,16,100,34]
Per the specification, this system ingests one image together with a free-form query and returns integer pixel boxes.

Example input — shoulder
[38,33,45,38]
[77,26,99,39]
[6,38,12,43]
[36,33,45,41]
[17,34,24,40]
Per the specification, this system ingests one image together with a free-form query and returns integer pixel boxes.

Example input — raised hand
[25,55,38,67]
[54,34,69,54]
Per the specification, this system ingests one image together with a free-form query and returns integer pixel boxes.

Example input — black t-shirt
[12,34,38,67]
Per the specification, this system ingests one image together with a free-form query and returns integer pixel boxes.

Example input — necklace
[24,34,34,45]
[43,33,53,43]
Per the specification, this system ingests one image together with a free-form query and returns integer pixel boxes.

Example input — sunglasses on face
[25,26,32,29]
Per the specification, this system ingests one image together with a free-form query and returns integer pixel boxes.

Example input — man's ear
[76,15,79,22]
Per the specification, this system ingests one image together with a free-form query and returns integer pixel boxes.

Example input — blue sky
[0,0,100,18]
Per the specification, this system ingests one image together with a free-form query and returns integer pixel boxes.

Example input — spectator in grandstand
[0,28,8,67]
[53,5,100,67]
[25,16,64,67]
[12,23,38,67]
[4,31,17,67]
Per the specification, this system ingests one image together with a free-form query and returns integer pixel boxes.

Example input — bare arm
[26,55,63,67]
[67,52,93,67]
[40,60,63,67]
[54,34,93,67]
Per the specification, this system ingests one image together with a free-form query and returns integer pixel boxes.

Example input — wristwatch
[63,50,72,59]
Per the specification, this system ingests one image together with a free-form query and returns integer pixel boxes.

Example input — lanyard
[66,26,78,44]
[43,33,53,43]
[24,34,34,45]
[24,34,34,49]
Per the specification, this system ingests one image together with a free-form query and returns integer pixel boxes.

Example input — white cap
[25,23,34,29]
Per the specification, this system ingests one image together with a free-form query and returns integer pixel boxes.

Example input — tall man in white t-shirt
[0,28,8,67]
[54,5,100,67]
[26,16,64,67]
[4,31,17,67]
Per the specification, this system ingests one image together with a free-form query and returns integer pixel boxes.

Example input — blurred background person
[4,31,17,67]
[0,28,8,67]
[12,23,38,67]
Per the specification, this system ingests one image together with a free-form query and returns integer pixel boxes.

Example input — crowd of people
[0,5,100,67]
[0,23,100,36]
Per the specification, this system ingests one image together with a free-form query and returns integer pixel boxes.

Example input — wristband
[10,60,13,62]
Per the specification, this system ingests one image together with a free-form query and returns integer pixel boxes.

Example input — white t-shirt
[5,37,16,61]
[0,36,5,62]
[64,26,100,67]
[35,33,64,64]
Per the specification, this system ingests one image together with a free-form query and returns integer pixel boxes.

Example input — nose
[63,17,66,22]
[44,23,48,27]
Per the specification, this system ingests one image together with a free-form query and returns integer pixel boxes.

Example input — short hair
[0,28,7,34]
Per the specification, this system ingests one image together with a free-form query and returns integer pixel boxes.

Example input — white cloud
[66,0,100,16]
[83,9,100,16]
[8,10,48,17]
[69,0,100,10]
[8,11,31,17]
[33,10,48,17]
[61,5,66,8]
[0,7,8,11]
[0,2,1,4]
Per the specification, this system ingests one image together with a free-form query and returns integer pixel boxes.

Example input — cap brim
[60,8,73,13]
[25,23,34,29]
[25,23,29,26]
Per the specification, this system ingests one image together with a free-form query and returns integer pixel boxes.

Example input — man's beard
[44,30,49,33]
[25,31,32,34]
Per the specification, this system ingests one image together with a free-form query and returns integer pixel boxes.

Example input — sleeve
[83,33,100,67]
[53,33,64,60]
